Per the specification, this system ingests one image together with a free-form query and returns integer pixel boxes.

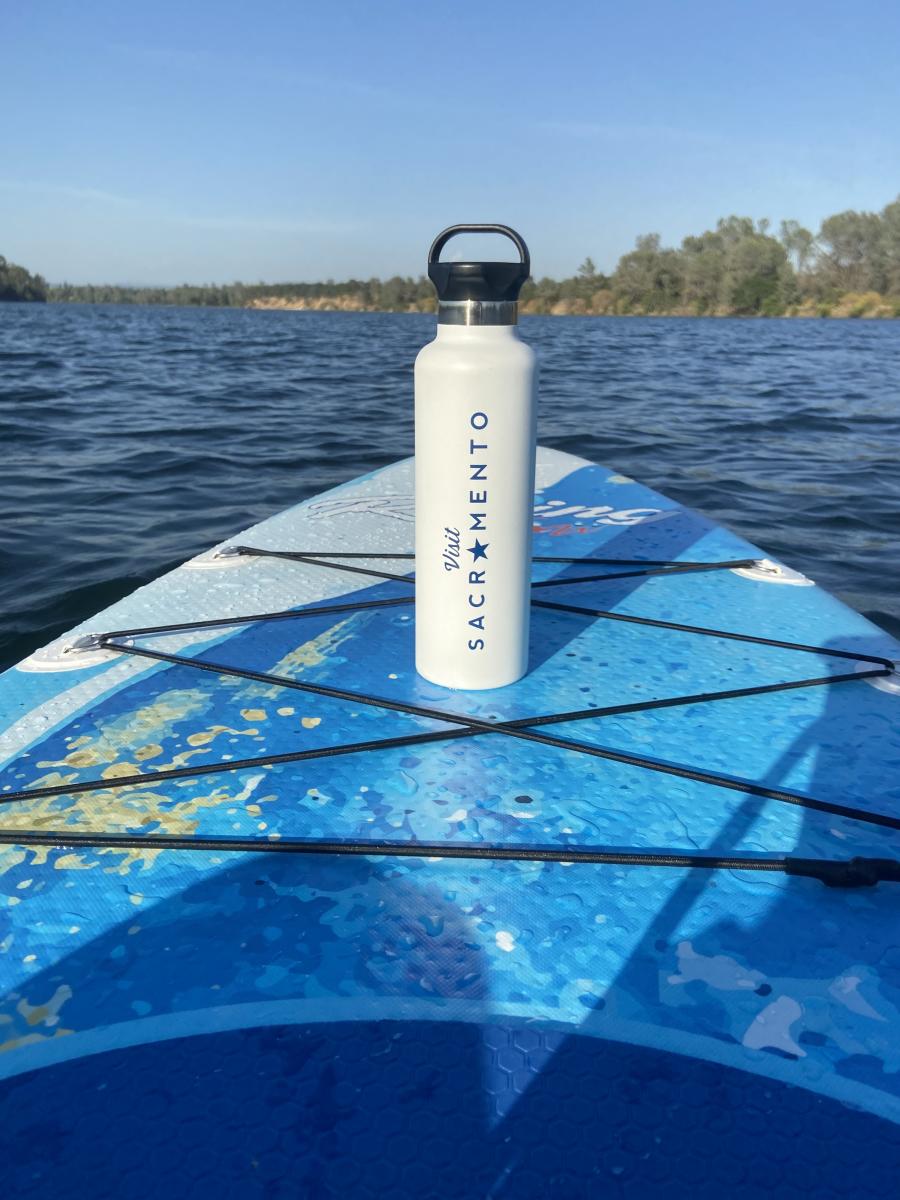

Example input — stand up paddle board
[1,447,899,1198]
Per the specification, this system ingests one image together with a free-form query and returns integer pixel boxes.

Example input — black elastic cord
[238,551,751,567]
[72,638,896,835]
[7,543,892,833]
[226,547,892,669]
[98,596,412,642]
[90,550,889,672]
[530,560,756,590]
[96,548,729,641]
[1,666,879,808]
[234,547,414,585]
[534,598,896,670]
[234,546,756,591]
[0,826,895,886]
[5,546,894,882]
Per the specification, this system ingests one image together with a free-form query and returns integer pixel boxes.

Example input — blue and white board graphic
[1,447,899,1199]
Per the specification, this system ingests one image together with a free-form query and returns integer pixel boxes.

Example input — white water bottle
[415,224,537,690]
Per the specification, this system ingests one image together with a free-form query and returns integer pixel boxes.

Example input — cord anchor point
[65,633,106,654]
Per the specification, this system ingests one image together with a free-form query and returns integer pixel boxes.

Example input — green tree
[817,209,884,294]
[677,218,795,315]
[680,231,727,313]
[779,220,816,275]
[721,228,793,315]
[0,255,48,302]
[613,234,684,312]
[877,195,900,296]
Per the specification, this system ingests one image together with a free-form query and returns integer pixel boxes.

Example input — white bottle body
[415,323,537,689]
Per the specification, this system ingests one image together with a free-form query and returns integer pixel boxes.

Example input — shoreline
[26,296,899,319]
[243,296,899,319]
[25,288,900,320]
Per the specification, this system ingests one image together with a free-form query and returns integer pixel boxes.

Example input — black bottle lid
[427,224,531,303]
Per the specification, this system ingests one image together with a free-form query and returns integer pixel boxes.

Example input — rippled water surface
[1,303,897,668]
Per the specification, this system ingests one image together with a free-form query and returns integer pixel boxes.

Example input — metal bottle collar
[437,299,518,326]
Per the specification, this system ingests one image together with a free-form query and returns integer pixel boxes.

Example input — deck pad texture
[1,448,898,1198]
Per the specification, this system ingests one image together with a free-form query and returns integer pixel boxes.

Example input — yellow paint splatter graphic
[186,725,258,747]
[54,854,97,872]
[0,634,346,882]
[0,1028,73,1056]
[35,690,209,774]
[0,849,26,878]
[0,986,75,1056]
[102,762,142,780]
[238,619,356,700]
[134,744,163,762]
[17,984,72,1028]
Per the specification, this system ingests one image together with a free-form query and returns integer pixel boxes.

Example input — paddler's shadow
[472,634,900,1200]
[604,632,900,1014]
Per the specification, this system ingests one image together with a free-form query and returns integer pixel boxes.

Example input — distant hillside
[0,256,48,302]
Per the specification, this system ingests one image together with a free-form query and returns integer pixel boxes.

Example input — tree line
[46,277,437,310]
[567,195,900,317]
[524,194,900,317]
[0,255,48,302]
[5,193,899,316]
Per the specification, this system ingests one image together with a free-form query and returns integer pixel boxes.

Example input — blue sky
[4,0,899,284]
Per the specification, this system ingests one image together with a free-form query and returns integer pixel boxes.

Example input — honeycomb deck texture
[1,448,899,1197]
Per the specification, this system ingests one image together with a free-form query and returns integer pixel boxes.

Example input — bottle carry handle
[428,224,530,277]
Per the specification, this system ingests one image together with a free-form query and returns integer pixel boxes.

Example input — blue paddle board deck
[1,447,899,1197]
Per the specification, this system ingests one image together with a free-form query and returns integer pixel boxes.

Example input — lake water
[1,303,897,670]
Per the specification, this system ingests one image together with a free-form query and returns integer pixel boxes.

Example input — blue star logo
[468,539,489,561]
